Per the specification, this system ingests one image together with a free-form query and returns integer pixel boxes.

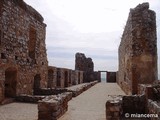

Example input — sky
[24,0,160,78]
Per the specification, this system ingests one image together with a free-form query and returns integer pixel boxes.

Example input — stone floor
[59,83,125,120]
[0,102,37,120]
[0,83,125,120]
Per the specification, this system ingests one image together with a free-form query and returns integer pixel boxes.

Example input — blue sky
[24,0,160,78]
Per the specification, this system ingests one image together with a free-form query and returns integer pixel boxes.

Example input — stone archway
[5,67,17,98]
[33,74,41,95]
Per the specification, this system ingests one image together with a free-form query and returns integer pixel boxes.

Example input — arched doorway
[5,67,17,98]
[33,74,41,95]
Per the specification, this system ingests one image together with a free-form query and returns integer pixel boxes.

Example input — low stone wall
[106,95,147,120]
[15,81,98,120]
[38,92,72,120]
[147,99,160,120]
[67,81,98,97]
[34,81,98,97]
[16,81,97,104]
[34,88,68,95]
[122,95,146,116]
[138,84,154,100]
[38,81,97,120]
[106,97,122,120]
[138,83,160,101]
[16,94,45,103]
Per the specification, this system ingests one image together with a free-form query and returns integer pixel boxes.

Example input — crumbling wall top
[132,2,149,11]
[75,52,94,71]
[3,0,44,23]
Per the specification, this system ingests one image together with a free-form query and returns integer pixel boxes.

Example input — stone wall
[138,83,160,101]
[106,95,147,120]
[106,95,160,120]
[62,68,71,88]
[38,82,98,120]
[75,52,94,82]
[38,92,72,120]
[71,70,76,85]
[48,66,57,88]
[0,0,48,102]
[70,70,83,85]
[122,95,147,116]
[57,68,73,88]
[107,72,116,83]
[47,66,85,89]
[16,94,45,103]
[118,3,157,95]
[147,99,160,120]
[93,71,100,81]
[106,97,122,120]
[79,71,84,84]
[138,84,154,100]
[67,81,98,97]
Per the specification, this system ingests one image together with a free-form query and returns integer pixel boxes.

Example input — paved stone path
[59,83,125,120]
[0,102,37,120]
[0,83,125,120]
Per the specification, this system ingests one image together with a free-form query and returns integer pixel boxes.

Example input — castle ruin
[0,0,159,120]
[0,0,48,102]
[118,3,158,95]
[0,0,85,104]
[75,52,96,82]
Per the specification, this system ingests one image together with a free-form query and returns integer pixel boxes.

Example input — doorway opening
[5,67,17,98]
[100,72,107,82]
[33,74,41,95]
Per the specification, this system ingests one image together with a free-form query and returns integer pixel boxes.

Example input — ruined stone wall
[106,95,147,119]
[75,52,94,82]
[74,70,79,85]
[118,3,157,95]
[70,70,83,85]
[56,68,75,88]
[92,71,100,81]
[68,70,72,87]
[52,67,84,88]
[48,66,57,88]
[56,68,65,88]
[63,68,71,87]
[107,72,116,83]
[71,70,76,85]
[147,99,160,119]
[38,92,72,120]
[0,0,48,102]
[79,71,84,84]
